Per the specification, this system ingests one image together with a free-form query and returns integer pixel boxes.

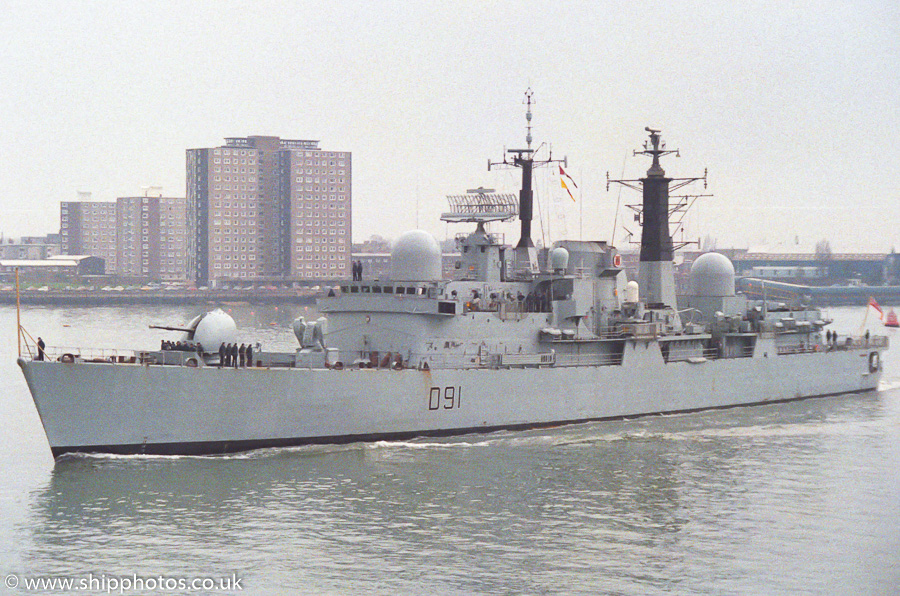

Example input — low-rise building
[0,235,60,260]
[0,255,105,282]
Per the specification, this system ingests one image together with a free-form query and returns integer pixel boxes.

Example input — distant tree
[815,239,832,259]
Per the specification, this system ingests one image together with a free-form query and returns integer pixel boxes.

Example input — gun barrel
[149,325,193,332]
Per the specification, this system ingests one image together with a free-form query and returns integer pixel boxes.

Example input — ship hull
[18,344,885,458]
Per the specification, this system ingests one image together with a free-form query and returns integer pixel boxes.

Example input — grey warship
[18,96,888,457]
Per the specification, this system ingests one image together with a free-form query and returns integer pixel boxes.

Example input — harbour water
[2,304,899,595]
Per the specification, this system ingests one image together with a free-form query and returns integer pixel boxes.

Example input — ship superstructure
[315,119,835,373]
[17,96,888,457]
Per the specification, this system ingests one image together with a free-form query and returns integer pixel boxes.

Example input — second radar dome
[391,230,442,282]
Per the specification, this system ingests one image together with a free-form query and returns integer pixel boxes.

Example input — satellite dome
[191,308,238,349]
[391,230,442,281]
[625,280,640,303]
[549,247,569,272]
[691,252,735,297]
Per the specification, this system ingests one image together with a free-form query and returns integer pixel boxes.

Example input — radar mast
[489,89,566,277]
[607,128,707,308]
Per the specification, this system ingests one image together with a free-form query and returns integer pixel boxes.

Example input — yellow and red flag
[559,166,577,201]
[560,178,575,202]
[559,165,578,188]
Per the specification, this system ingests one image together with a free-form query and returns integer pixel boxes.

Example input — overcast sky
[1,1,898,252]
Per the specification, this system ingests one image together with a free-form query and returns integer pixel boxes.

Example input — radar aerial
[440,187,518,224]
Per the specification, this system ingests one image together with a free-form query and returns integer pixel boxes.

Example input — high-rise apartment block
[60,201,118,273]
[116,196,187,280]
[60,195,187,280]
[158,198,187,281]
[186,136,351,284]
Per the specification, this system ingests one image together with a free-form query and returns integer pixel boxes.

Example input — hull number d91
[428,386,461,410]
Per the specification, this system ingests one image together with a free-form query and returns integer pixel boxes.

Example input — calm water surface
[1,304,899,595]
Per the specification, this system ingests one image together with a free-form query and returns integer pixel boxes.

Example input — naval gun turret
[150,308,237,351]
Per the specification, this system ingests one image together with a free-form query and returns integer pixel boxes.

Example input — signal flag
[559,165,578,188]
[561,178,575,202]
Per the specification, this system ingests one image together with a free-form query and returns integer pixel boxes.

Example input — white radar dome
[690,252,736,297]
[625,280,640,303]
[549,247,569,272]
[391,230,442,282]
[192,308,238,350]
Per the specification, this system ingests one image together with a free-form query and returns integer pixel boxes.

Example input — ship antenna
[524,88,534,151]
[488,89,566,277]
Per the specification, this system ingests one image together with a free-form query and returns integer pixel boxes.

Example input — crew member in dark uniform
[239,343,246,367]
[246,344,254,367]
[37,337,45,361]
[218,343,226,368]
[231,343,239,369]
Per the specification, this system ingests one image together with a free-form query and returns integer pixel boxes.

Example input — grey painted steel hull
[18,344,883,457]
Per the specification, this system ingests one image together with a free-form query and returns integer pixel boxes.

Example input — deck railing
[554,352,624,367]
[21,333,888,371]
[35,346,139,363]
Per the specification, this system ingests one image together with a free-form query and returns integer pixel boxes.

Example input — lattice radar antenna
[441,186,519,223]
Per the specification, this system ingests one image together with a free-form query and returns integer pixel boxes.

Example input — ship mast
[489,89,566,276]
[608,128,706,308]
